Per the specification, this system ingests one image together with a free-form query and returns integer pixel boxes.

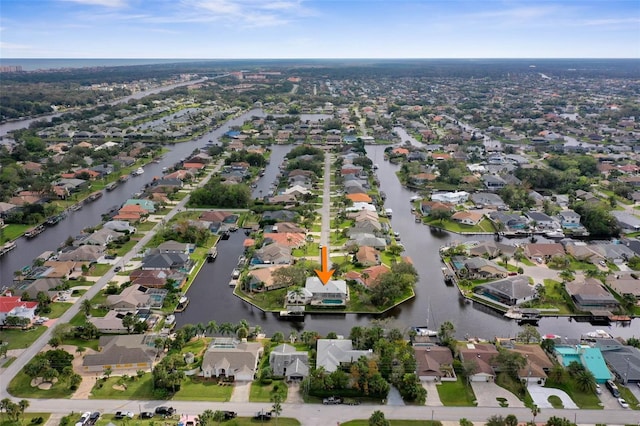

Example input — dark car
[140,412,154,419]
[223,411,237,420]
[89,412,100,422]
[154,406,175,416]
[254,410,272,421]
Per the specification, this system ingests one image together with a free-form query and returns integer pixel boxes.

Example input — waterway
[0,106,637,340]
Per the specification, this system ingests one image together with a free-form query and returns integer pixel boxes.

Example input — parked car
[595,384,602,395]
[322,396,343,405]
[231,268,241,279]
[139,412,154,419]
[618,397,629,408]
[80,412,91,423]
[114,412,134,420]
[114,266,121,272]
[154,407,175,416]
[89,412,101,422]
[254,410,272,421]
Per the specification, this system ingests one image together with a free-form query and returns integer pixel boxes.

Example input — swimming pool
[322,299,343,305]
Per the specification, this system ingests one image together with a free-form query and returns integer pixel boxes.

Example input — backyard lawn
[0,224,31,243]
[436,379,477,406]
[249,379,288,402]
[544,378,602,409]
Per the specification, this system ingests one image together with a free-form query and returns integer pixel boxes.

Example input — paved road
[319,152,331,261]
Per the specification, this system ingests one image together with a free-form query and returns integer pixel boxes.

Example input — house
[106,285,167,310]
[526,212,555,229]
[420,201,453,216]
[594,338,640,385]
[355,246,380,267]
[155,240,194,255]
[200,338,264,381]
[474,276,536,306]
[470,192,506,209]
[10,278,63,300]
[346,233,387,250]
[612,211,640,233]
[347,219,382,237]
[57,245,104,262]
[75,228,122,247]
[346,193,373,204]
[141,253,191,271]
[414,345,456,382]
[451,211,484,226]
[523,243,565,262]
[103,220,137,234]
[129,269,187,289]
[285,287,313,305]
[588,243,635,262]
[344,265,390,287]
[262,210,297,223]
[89,310,134,334]
[316,339,373,372]
[252,243,292,265]
[558,210,581,228]
[269,344,309,380]
[247,265,288,291]
[506,343,554,385]
[605,272,640,299]
[0,296,38,325]
[468,241,516,259]
[554,345,612,383]
[263,232,306,248]
[457,257,508,279]
[483,174,506,190]
[458,343,499,382]
[565,278,620,312]
[82,334,157,373]
[304,277,348,306]
[431,191,469,205]
[488,212,528,230]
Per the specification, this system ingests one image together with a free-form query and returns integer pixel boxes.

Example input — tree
[103,367,113,380]
[460,419,474,426]
[81,299,92,317]
[17,400,29,424]
[485,415,505,426]
[548,364,566,383]
[516,324,541,344]
[218,322,236,336]
[546,417,576,426]
[438,321,456,347]
[492,349,526,380]
[206,320,218,335]
[575,370,596,393]
[48,336,62,348]
[271,332,285,344]
[198,409,216,426]
[122,314,136,334]
[369,410,390,426]
[271,393,283,426]
[531,405,541,424]
[505,414,518,426]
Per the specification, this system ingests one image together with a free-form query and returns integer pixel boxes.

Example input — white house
[558,210,581,228]
[200,338,264,381]
[431,191,469,205]
[304,277,348,306]
[0,296,38,325]
[316,339,373,372]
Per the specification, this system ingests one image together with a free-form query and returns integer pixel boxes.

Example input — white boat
[545,230,565,239]
[583,329,612,339]
[413,327,438,337]
[410,195,422,202]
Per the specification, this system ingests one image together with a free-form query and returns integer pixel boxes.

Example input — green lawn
[47,302,73,319]
[436,379,477,406]
[135,221,158,232]
[93,416,299,426]
[544,378,602,409]
[90,375,155,399]
[619,384,640,410]
[425,217,495,233]
[173,377,234,401]
[0,326,48,350]
[548,395,564,408]
[88,263,113,276]
[0,224,31,243]
[7,370,75,398]
[249,379,288,402]
[237,288,287,311]
[1,413,50,426]
[1,357,16,368]
[495,372,533,407]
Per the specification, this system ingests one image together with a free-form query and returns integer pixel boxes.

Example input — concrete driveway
[597,386,621,409]
[422,382,443,406]
[286,382,303,404]
[527,383,578,409]
[230,381,251,402]
[470,382,525,408]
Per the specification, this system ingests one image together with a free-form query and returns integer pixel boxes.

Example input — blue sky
[1,0,639,58]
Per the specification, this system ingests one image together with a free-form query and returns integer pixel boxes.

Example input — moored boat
[25,224,46,238]
[0,241,17,256]
[105,181,119,191]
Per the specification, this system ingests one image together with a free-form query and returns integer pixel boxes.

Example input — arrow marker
[315,246,335,285]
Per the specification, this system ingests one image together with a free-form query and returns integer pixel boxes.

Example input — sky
[1,0,639,59]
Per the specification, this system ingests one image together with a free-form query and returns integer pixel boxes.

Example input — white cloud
[581,17,640,26]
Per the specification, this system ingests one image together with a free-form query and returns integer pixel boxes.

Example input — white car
[618,397,629,408]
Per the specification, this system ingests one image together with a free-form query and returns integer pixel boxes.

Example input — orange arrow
[314,246,335,285]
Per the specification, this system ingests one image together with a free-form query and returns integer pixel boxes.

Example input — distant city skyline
[1,0,639,59]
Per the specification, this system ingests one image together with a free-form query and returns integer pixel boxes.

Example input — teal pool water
[323,299,343,304]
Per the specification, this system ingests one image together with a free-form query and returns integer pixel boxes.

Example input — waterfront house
[252,243,292,266]
[565,278,620,312]
[523,243,565,262]
[103,220,137,234]
[58,245,104,262]
[470,192,506,209]
[200,338,264,381]
[558,210,581,228]
[304,277,348,306]
[155,240,194,255]
[458,343,499,382]
[355,246,381,267]
[129,269,187,289]
[75,228,121,247]
[10,277,62,301]
[506,343,554,385]
[106,284,167,310]
[269,344,309,380]
[414,345,456,382]
[473,276,536,306]
[346,233,387,250]
[525,212,555,229]
[451,211,484,226]
[605,272,640,299]
[141,253,191,271]
[247,265,288,291]
[458,257,508,280]
[82,334,156,373]
[344,264,390,287]
[594,338,640,385]
[431,191,470,205]
[554,345,612,383]
[488,212,528,231]
[468,241,516,259]
[316,339,373,373]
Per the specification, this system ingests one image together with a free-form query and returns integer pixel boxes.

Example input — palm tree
[17,400,29,424]
[218,322,235,336]
[206,320,218,336]
[237,319,250,333]
[530,404,540,424]
[81,299,92,317]
[575,370,596,392]
[271,394,283,426]
[195,322,206,338]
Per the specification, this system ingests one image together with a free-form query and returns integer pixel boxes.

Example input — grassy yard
[90,374,155,399]
[249,379,288,402]
[7,370,75,398]
[619,384,640,410]
[0,413,50,426]
[425,217,495,233]
[135,221,158,232]
[173,377,234,401]
[47,302,73,319]
[88,263,113,277]
[0,224,32,243]
[534,279,574,314]
[544,378,602,409]
[0,326,48,350]
[1,357,16,368]
[238,288,287,311]
[495,372,534,407]
[436,379,477,406]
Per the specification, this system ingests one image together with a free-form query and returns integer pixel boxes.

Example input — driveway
[386,385,405,406]
[230,381,251,402]
[286,382,303,404]
[470,382,524,408]
[527,383,578,409]
[598,385,620,409]
[422,382,443,406]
